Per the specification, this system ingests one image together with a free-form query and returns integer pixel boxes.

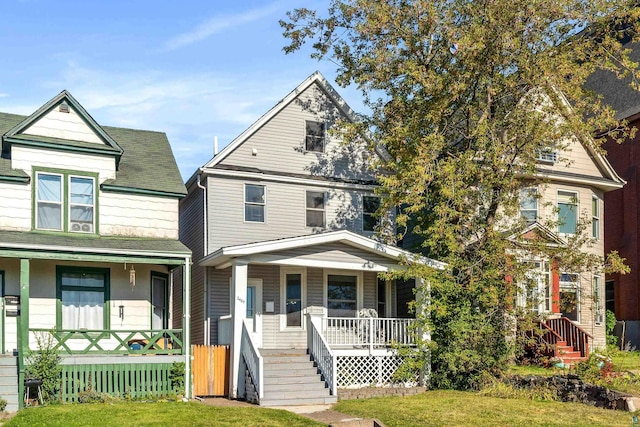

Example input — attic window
[59,103,70,113]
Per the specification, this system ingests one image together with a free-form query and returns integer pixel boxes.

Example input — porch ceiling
[0,229,191,265]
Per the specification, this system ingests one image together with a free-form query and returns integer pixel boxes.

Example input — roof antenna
[214,135,218,156]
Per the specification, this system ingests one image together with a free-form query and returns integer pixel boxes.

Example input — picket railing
[322,317,416,349]
[309,316,337,396]
[241,320,263,399]
[545,317,592,358]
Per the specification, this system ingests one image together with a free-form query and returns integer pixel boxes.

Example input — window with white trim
[559,273,579,322]
[244,184,265,222]
[58,266,108,330]
[519,188,538,222]
[558,191,578,234]
[35,171,96,233]
[306,191,326,227]
[592,195,600,239]
[363,195,380,232]
[305,121,325,152]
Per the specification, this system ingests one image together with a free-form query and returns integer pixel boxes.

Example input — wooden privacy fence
[192,345,229,397]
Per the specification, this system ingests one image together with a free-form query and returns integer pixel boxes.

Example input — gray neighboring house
[180,72,443,406]
[0,90,192,411]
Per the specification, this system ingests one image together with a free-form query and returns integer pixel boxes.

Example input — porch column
[415,277,430,386]
[182,257,192,399]
[229,260,248,399]
[18,259,29,410]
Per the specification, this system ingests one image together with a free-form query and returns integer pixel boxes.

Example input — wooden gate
[191,345,229,396]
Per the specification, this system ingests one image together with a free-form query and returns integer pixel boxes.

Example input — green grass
[610,350,640,372]
[3,402,324,427]
[335,390,637,427]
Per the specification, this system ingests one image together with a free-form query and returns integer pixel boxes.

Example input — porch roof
[200,229,445,271]
[0,229,190,265]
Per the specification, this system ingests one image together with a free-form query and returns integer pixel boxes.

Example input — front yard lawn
[3,402,324,427]
[335,390,637,427]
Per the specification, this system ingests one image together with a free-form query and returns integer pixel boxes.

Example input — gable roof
[0,92,186,197]
[506,222,566,248]
[4,90,123,156]
[200,229,446,271]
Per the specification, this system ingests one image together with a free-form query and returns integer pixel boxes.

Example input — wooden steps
[258,349,337,407]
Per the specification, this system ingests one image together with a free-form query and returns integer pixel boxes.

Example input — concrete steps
[0,356,19,412]
[259,349,337,407]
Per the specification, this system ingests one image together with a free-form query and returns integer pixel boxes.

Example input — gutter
[196,170,210,345]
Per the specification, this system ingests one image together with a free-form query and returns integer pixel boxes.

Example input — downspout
[196,170,210,345]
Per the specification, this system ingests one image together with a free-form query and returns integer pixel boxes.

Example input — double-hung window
[559,273,579,322]
[306,191,326,227]
[519,188,538,222]
[592,196,600,239]
[327,274,357,317]
[593,276,603,325]
[244,184,265,222]
[35,171,96,233]
[363,195,380,232]
[57,267,109,330]
[305,121,325,152]
[558,191,578,234]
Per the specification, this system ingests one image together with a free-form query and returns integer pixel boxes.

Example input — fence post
[369,317,374,353]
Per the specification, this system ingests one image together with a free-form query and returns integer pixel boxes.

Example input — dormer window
[35,170,96,233]
[536,148,558,163]
[305,121,325,152]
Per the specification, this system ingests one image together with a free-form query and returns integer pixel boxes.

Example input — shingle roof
[584,40,640,120]
[0,229,190,255]
[0,111,186,196]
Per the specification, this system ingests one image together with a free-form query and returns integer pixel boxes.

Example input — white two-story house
[180,72,443,406]
[0,90,192,410]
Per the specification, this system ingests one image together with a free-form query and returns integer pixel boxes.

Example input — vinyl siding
[207,176,381,252]
[219,83,377,181]
[0,181,30,230]
[100,192,179,239]
[178,184,206,344]
[208,268,232,345]
[543,136,609,178]
[272,243,396,268]
[22,107,103,144]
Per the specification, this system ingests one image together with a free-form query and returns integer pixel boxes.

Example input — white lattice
[336,355,419,388]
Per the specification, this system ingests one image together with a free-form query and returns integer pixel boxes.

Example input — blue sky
[0,0,363,180]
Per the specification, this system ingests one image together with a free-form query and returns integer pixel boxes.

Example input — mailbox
[4,295,19,317]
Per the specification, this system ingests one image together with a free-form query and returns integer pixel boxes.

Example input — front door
[151,273,168,329]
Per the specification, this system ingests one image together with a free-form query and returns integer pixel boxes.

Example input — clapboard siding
[363,271,377,309]
[178,184,206,343]
[307,268,323,306]
[100,192,178,239]
[271,242,395,268]
[12,146,116,181]
[546,136,608,178]
[207,176,380,252]
[208,268,232,345]
[0,181,31,230]
[23,107,103,144]
[219,83,377,181]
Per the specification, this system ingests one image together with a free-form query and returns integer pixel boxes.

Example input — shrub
[0,398,6,412]
[25,330,61,403]
[606,310,618,347]
[169,362,185,395]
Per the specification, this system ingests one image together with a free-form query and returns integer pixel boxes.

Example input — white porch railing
[322,317,416,350]
[241,320,263,399]
[308,316,337,396]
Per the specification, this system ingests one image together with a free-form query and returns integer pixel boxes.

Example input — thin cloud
[164,3,282,51]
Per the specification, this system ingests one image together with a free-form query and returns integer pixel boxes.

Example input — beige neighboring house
[0,90,192,411]
[180,72,444,406]
[510,128,624,352]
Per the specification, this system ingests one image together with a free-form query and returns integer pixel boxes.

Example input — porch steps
[0,355,19,412]
[554,340,584,366]
[259,349,337,407]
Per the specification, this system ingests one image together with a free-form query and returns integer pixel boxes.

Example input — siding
[219,83,377,181]
[100,192,179,239]
[22,107,103,144]
[178,183,206,344]
[208,176,381,252]
[545,136,609,178]
[273,243,396,268]
[208,268,232,345]
[12,146,116,181]
[0,181,30,230]
[363,271,377,309]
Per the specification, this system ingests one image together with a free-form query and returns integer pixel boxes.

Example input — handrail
[29,328,183,355]
[309,316,336,396]
[241,320,263,399]
[545,317,592,358]
[322,317,416,348]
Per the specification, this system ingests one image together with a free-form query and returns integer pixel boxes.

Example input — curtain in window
[70,177,94,222]
[37,174,62,229]
[61,290,103,330]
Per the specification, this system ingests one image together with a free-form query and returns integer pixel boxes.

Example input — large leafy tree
[282,1,637,388]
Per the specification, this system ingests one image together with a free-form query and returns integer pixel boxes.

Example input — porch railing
[308,316,337,396]
[241,320,263,399]
[545,317,592,358]
[322,317,416,349]
[29,329,183,355]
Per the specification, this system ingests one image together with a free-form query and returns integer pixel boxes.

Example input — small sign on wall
[265,301,274,313]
